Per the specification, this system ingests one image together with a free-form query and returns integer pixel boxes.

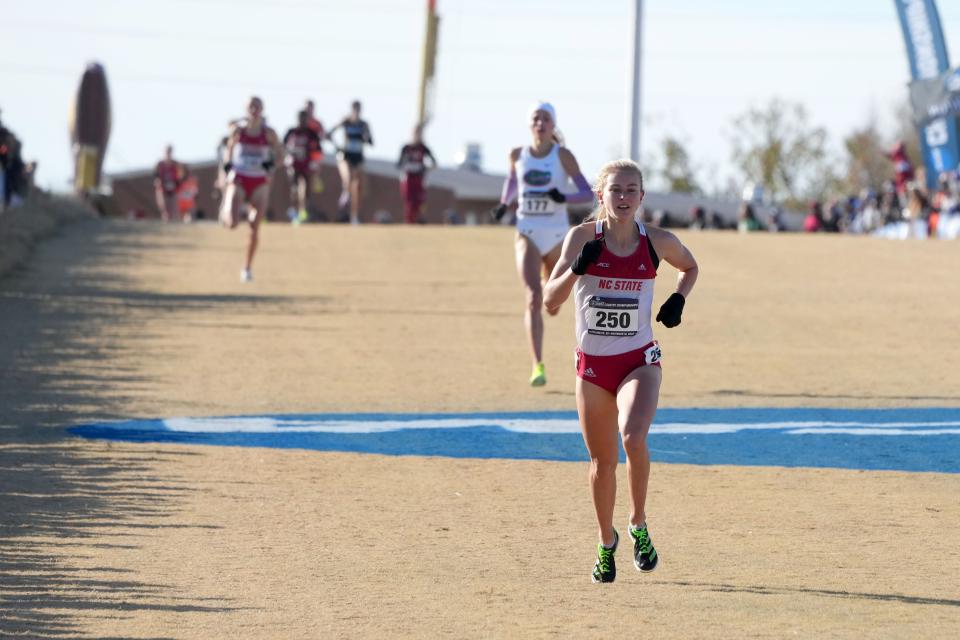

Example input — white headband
[528,102,556,125]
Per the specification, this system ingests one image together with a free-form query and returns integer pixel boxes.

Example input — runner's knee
[526,287,543,311]
[589,455,618,479]
[621,429,649,458]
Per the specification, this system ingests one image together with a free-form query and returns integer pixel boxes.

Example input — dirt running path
[1,218,958,638]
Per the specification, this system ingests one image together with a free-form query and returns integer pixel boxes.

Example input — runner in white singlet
[491,102,594,387]
[514,143,571,256]
[543,159,699,583]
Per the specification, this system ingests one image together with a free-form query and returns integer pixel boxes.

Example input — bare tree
[729,98,835,208]
[659,137,703,195]
[842,117,893,195]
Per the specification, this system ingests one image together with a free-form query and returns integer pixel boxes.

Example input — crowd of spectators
[0,109,37,212]
[644,204,784,233]
[801,173,960,239]
[792,141,959,239]
[652,141,960,240]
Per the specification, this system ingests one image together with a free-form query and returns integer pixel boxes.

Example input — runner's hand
[490,203,508,222]
[571,239,603,275]
[547,187,566,203]
[656,292,685,328]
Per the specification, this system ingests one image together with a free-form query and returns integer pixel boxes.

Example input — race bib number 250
[587,296,639,336]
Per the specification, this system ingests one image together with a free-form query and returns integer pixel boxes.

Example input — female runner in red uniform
[153,144,187,222]
[220,96,285,282]
[396,124,437,224]
[283,109,323,223]
[544,159,698,583]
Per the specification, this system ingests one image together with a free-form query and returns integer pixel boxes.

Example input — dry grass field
[1,212,958,638]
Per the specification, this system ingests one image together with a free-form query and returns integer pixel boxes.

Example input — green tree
[729,98,835,208]
[659,136,702,194]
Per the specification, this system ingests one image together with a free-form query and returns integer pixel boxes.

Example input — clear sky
[3,0,960,193]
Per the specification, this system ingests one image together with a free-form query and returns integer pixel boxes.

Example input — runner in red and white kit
[544,159,699,583]
[220,96,285,282]
[283,109,323,224]
[153,144,188,223]
[396,124,436,224]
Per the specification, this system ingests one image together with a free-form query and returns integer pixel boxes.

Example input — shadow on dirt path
[0,219,278,637]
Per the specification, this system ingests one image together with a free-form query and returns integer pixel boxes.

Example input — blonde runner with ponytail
[587,159,645,223]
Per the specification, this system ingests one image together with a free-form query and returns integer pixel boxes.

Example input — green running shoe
[529,362,546,387]
[591,529,618,583]
[629,523,658,572]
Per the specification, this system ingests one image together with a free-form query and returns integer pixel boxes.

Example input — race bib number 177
[520,191,557,215]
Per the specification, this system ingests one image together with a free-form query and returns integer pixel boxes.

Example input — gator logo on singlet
[523,169,551,187]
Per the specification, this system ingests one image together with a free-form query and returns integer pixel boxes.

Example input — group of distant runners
[156,96,436,282]
[158,97,701,584]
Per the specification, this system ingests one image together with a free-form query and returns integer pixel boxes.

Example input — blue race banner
[895,0,960,189]
[910,67,960,126]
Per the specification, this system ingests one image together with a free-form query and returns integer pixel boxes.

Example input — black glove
[490,203,508,222]
[262,159,275,171]
[656,292,685,328]
[222,161,233,174]
[547,187,566,203]
[571,239,603,275]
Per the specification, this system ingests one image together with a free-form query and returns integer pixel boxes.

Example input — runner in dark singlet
[327,100,373,224]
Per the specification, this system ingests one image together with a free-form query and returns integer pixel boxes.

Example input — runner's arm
[307,131,323,170]
[222,130,239,173]
[557,148,594,205]
[648,227,698,299]
[267,129,285,174]
[325,119,343,140]
[544,225,593,314]
[500,148,521,205]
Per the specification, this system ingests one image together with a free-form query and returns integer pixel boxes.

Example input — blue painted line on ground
[68,407,960,473]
